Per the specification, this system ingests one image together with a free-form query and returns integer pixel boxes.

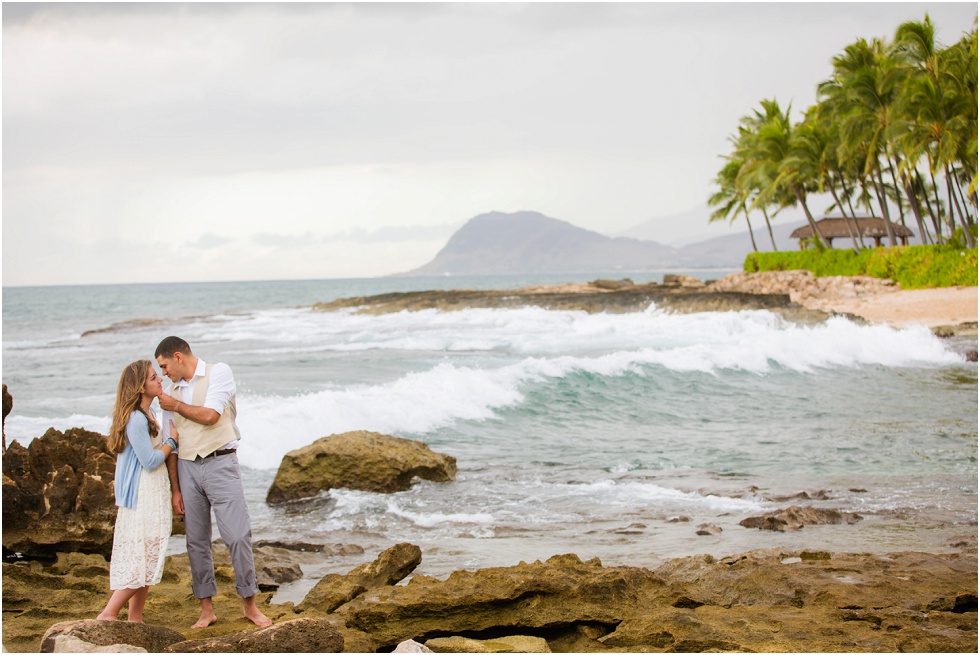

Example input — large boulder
[3,427,118,558]
[40,619,186,653]
[164,618,343,653]
[266,431,457,503]
[299,542,422,613]
[336,554,660,649]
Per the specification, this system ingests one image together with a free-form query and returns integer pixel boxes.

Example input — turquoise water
[2,273,976,584]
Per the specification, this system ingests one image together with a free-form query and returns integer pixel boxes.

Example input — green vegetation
[744,244,978,289]
[710,14,978,251]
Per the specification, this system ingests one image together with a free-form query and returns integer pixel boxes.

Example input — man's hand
[158,393,180,412]
[160,394,220,426]
[172,490,185,516]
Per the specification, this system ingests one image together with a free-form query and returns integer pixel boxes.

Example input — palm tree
[798,105,865,251]
[708,158,759,252]
[740,99,832,249]
[893,16,977,246]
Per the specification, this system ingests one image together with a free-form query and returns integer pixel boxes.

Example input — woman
[97,360,179,622]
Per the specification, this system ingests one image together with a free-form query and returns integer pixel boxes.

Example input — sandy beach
[812,285,978,329]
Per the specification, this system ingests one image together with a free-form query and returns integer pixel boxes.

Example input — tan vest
[172,363,241,460]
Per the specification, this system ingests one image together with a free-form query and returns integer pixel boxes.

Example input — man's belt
[199,448,236,460]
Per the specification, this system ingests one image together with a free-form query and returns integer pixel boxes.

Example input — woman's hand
[169,419,179,444]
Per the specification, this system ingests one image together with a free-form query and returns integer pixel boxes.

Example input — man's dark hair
[155,336,192,359]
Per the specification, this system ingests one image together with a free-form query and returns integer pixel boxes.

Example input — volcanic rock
[333,549,976,652]
[335,553,658,649]
[2,427,119,558]
[3,383,12,451]
[739,505,863,531]
[266,431,457,503]
[164,618,343,652]
[299,542,422,613]
[40,619,186,653]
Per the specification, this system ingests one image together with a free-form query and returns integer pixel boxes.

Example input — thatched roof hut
[790,217,915,248]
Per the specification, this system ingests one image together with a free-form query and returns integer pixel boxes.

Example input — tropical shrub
[744,245,978,288]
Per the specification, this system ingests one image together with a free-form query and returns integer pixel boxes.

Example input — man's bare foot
[190,612,218,629]
[244,606,272,627]
[242,596,272,628]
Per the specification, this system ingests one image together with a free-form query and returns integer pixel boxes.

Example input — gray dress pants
[177,452,259,599]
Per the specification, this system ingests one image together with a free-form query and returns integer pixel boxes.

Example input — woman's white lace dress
[109,432,172,590]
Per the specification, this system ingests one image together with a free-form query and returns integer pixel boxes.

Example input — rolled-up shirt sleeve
[203,362,236,414]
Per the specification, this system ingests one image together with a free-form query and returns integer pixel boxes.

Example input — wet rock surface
[266,431,457,503]
[739,505,864,531]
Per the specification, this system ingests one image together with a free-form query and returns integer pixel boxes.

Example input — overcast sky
[3,2,977,286]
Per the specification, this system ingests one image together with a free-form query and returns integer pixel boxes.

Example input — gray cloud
[195,232,232,249]
[3,2,976,286]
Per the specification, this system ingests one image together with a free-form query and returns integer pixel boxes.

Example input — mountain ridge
[399,210,805,276]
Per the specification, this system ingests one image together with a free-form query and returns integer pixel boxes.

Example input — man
[155,336,272,629]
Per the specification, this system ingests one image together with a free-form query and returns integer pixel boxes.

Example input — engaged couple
[97,336,272,630]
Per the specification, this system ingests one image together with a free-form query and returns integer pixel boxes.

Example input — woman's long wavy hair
[107,360,159,454]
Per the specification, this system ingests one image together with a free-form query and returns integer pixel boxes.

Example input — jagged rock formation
[299,543,422,614]
[2,427,118,558]
[266,431,457,504]
[1,424,186,559]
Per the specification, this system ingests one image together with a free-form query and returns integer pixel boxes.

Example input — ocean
[2,272,977,600]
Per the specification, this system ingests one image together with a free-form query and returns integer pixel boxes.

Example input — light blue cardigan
[113,410,168,509]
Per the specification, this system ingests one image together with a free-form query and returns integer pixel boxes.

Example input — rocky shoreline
[4,417,978,652]
[4,541,977,652]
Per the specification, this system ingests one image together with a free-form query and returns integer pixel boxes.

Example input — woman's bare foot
[95,613,118,621]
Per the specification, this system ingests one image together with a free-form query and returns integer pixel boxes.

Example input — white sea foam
[386,501,496,528]
[283,477,762,542]
[234,309,963,469]
[210,304,961,363]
